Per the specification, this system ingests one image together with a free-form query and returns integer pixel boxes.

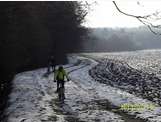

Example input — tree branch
[113,1,161,35]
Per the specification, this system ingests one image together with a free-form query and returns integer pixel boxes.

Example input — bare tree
[113,1,161,35]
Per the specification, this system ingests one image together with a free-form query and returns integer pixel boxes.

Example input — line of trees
[82,27,161,52]
[0,1,88,119]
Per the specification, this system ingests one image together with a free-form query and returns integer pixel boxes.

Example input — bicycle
[57,83,65,103]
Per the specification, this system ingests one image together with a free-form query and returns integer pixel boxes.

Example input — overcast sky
[83,0,161,28]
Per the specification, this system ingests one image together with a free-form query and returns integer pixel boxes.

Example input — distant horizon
[83,25,149,29]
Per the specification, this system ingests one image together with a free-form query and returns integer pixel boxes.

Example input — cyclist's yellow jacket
[54,69,68,81]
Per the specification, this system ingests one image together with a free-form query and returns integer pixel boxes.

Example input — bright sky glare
[84,0,161,28]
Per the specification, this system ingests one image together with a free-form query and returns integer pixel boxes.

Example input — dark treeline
[0,1,87,119]
[83,27,161,52]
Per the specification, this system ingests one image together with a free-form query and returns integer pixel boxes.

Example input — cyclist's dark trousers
[57,80,65,91]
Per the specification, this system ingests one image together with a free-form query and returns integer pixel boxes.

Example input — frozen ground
[3,50,161,122]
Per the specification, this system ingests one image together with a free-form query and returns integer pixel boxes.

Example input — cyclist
[47,55,55,73]
[54,66,69,94]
